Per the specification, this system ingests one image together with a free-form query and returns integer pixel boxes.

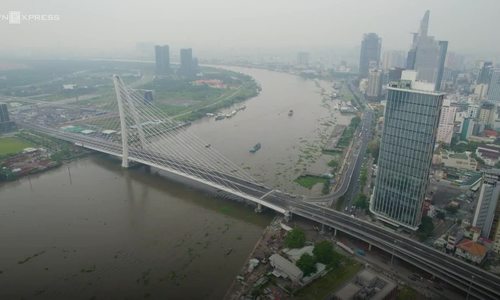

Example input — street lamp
[466,275,475,300]
[390,239,398,268]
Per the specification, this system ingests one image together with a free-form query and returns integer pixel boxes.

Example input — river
[0,67,351,299]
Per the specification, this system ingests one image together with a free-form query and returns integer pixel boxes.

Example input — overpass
[16,75,500,299]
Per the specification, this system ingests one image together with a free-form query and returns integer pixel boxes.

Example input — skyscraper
[0,102,15,133]
[366,69,383,99]
[435,41,448,91]
[436,99,457,145]
[179,48,194,77]
[371,71,444,230]
[488,69,500,103]
[359,33,381,78]
[477,61,493,84]
[0,102,9,123]
[473,169,500,238]
[406,11,448,90]
[381,50,406,71]
[154,45,170,74]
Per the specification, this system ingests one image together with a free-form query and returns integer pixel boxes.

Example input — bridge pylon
[113,75,130,168]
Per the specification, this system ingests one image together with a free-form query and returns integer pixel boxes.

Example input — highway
[19,122,500,299]
[307,108,373,205]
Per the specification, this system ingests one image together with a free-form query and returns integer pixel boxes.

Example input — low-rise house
[476,144,500,166]
[435,150,478,171]
[455,239,487,264]
[446,227,464,252]
[269,254,303,283]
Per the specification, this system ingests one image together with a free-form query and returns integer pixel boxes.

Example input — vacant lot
[0,137,32,156]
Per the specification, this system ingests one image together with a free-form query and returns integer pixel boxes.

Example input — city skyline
[1,0,500,59]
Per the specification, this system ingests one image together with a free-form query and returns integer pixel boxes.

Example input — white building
[467,105,480,119]
[473,169,500,238]
[366,69,383,99]
[269,254,303,283]
[474,84,489,100]
[436,99,457,145]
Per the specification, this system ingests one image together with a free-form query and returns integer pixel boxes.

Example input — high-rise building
[478,101,496,127]
[474,84,489,100]
[388,67,404,82]
[488,69,500,103]
[370,71,444,230]
[467,105,480,119]
[406,11,448,90]
[359,33,381,78]
[435,41,448,91]
[366,69,383,99]
[179,48,194,77]
[0,102,15,133]
[473,169,500,238]
[436,99,457,145]
[381,51,406,71]
[477,61,493,84]
[297,52,310,67]
[461,118,475,141]
[0,102,9,123]
[154,45,170,74]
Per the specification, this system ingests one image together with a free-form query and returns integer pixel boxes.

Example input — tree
[285,228,306,249]
[296,253,316,276]
[417,216,434,241]
[367,139,380,163]
[354,194,368,210]
[313,240,334,265]
[328,160,339,172]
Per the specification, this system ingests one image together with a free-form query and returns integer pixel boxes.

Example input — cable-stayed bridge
[16,75,500,299]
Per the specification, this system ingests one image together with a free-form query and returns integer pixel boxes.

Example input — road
[18,121,500,299]
[307,108,373,206]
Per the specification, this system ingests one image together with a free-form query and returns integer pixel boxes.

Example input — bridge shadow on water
[87,153,274,226]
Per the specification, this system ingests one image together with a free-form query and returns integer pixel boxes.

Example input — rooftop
[457,239,487,257]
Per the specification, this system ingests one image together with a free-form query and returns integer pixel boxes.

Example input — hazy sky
[1,0,499,58]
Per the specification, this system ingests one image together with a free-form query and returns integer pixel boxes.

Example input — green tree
[328,160,339,172]
[417,216,434,241]
[354,194,368,210]
[296,253,317,276]
[313,240,334,265]
[285,228,306,249]
[367,139,380,163]
[359,167,368,187]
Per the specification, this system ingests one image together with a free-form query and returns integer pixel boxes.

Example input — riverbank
[0,131,89,182]
[0,156,272,299]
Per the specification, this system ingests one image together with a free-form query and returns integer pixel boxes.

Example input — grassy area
[0,137,32,156]
[295,175,328,189]
[397,286,418,300]
[337,116,361,148]
[294,259,362,300]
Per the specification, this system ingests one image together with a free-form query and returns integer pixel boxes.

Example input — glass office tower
[371,76,444,230]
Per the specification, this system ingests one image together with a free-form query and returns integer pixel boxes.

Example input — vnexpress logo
[0,11,60,24]
[9,11,21,24]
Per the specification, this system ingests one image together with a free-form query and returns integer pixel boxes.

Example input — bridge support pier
[284,211,291,222]
[254,204,262,213]
[320,223,325,235]
[334,228,337,237]
[368,244,372,251]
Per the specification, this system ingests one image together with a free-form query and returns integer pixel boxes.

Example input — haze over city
[1,0,500,59]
